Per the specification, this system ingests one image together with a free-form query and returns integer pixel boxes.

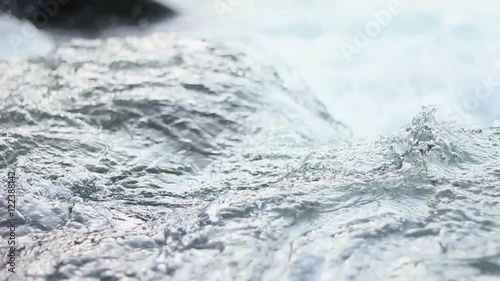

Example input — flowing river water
[1,1,500,280]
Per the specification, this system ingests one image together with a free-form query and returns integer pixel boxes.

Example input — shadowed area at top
[0,0,176,31]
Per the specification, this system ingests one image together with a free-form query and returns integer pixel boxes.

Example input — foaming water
[162,0,500,137]
[2,1,499,136]
[1,1,500,280]
[1,34,500,280]
[0,16,54,60]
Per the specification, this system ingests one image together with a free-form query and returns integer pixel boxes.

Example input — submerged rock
[0,0,176,31]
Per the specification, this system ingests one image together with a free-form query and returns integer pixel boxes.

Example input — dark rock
[0,0,176,31]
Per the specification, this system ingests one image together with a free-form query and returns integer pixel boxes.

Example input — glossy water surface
[1,35,500,281]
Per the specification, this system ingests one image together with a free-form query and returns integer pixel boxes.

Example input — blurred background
[1,0,499,137]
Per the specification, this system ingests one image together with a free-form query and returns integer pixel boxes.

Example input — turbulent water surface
[1,34,500,281]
